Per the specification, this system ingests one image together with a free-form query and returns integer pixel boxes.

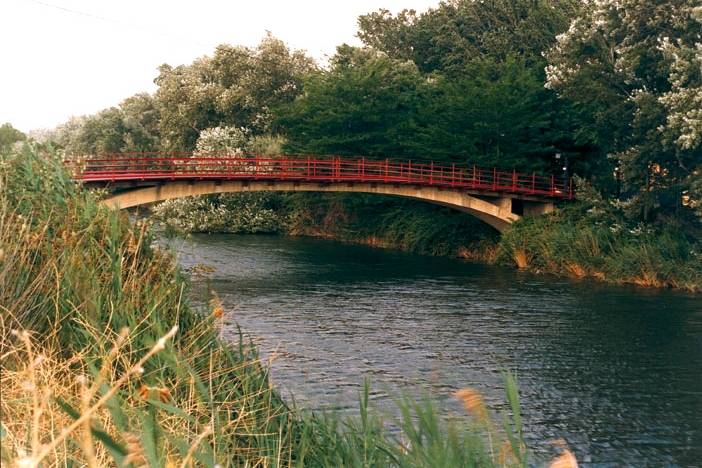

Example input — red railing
[70,153,573,199]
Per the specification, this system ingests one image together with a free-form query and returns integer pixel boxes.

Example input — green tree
[155,34,315,151]
[275,46,427,158]
[358,0,579,74]
[0,123,25,153]
[423,57,577,170]
[276,47,586,171]
[545,0,702,221]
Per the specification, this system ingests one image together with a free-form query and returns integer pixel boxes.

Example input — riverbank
[1,148,554,466]
[153,192,702,293]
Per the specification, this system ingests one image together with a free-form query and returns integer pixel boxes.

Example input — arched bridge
[71,153,573,232]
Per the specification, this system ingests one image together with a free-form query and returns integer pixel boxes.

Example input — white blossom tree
[545,0,701,221]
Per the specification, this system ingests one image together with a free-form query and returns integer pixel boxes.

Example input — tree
[120,93,162,152]
[154,34,315,151]
[423,56,571,170]
[0,123,25,153]
[275,46,587,171]
[358,0,579,74]
[545,0,702,221]
[275,46,428,158]
[346,0,593,173]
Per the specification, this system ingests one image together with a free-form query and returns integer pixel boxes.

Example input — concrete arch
[102,180,526,232]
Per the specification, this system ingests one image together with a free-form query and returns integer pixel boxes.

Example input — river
[167,233,701,466]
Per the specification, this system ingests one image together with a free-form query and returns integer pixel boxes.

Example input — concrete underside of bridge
[100,180,554,232]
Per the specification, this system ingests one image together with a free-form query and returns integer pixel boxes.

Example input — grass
[497,204,702,292]
[0,144,576,466]
[283,192,499,260]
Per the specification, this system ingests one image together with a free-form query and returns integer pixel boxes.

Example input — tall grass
[1,145,575,466]
[1,144,297,465]
[498,204,702,292]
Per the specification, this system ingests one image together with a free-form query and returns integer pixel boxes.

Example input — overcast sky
[1,0,439,132]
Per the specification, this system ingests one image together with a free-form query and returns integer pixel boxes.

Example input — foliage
[276,48,581,171]
[420,57,575,170]
[52,93,161,155]
[545,0,702,221]
[498,190,702,291]
[276,47,427,158]
[154,33,315,151]
[193,125,250,155]
[153,192,286,234]
[0,144,297,465]
[357,0,580,73]
[0,123,25,153]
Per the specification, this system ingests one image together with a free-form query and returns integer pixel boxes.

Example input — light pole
[555,152,568,191]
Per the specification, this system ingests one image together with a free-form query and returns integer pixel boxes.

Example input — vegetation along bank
[11,0,702,292]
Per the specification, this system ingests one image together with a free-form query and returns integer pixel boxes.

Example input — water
[168,234,702,466]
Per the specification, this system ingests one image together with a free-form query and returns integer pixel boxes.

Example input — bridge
[71,153,572,232]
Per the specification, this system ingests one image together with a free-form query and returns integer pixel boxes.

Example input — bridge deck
[72,154,573,200]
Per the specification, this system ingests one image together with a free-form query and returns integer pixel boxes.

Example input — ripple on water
[165,234,702,467]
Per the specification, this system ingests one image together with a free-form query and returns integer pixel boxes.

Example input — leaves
[545,0,702,222]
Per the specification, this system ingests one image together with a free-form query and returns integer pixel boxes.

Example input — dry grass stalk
[549,449,579,468]
[565,263,587,278]
[5,325,178,467]
[513,249,530,269]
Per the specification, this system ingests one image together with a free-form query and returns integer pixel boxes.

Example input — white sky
[1,0,439,132]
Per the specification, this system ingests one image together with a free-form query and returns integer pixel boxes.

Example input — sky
[1,0,439,132]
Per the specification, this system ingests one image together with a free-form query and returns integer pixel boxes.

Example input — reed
[498,204,702,292]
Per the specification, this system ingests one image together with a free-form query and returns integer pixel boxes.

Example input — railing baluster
[70,153,571,201]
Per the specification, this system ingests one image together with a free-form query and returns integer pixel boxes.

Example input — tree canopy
[545,0,702,220]
[154,34,315,151]
[357,0,580,73]
[0,123,25,153]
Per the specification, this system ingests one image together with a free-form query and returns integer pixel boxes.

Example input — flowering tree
[154,125,287,232]
[193,126,250,156]
[155,34,315,151]
[545,0,701,221]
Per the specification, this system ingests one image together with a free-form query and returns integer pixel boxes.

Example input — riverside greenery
[1,145,554,466]
[21,0,699,293]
